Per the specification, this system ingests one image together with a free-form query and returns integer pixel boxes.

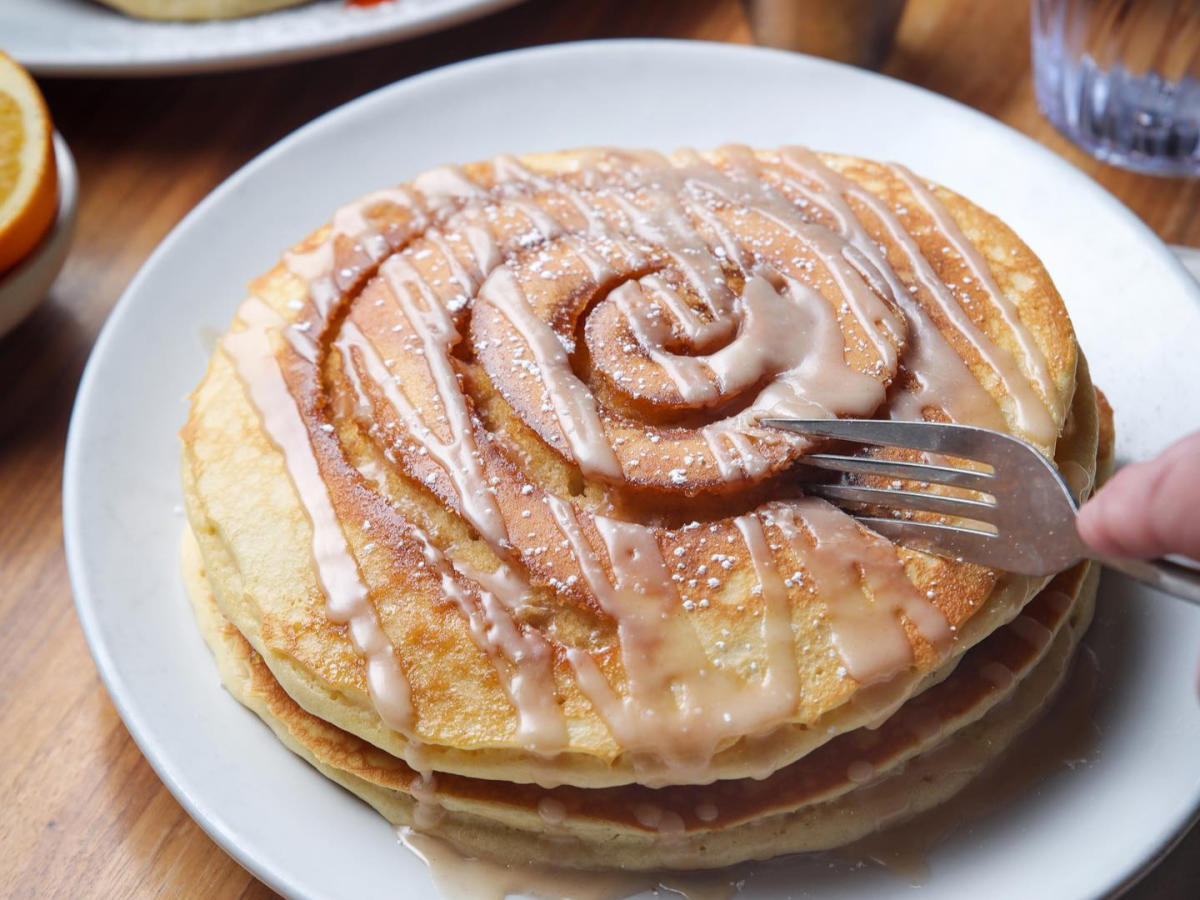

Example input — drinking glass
[1032,0,1200,176]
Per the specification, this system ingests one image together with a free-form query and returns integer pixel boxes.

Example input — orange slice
[0,52,57,274]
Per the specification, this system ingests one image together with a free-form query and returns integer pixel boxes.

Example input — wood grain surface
[2,0,1198,896]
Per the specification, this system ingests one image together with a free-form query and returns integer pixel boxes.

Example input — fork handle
[1096,555,1200,606]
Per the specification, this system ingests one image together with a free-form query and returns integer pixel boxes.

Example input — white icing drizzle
[536,796,568,826]
[847,760,877,784]
[242,195,568,753]
[547,497,712,765]
[223,297,413,734]
[409,768,444,830]
[766,499,952,686]
[615,270,886,418]
[413,164,488,209]
[480,266,623,479]
[377,255,509,547]
[335,318,506,544]
[398,828,736,900]
[633,802,687,839]
[777,146,1009,431]
[600,148,902,458]
[544,497,807,777]
[283,241,337,314]
[889,164,1060,444]
[332,334,567,752]
[412,531,566,754]
[283,186,425,316]
[733,512,802,708]
[687,144,904,365]
[694,801,720,823]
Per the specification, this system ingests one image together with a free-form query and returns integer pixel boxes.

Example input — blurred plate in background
[2,0,524,77]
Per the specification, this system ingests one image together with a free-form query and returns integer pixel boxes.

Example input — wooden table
[2,0,1198,896]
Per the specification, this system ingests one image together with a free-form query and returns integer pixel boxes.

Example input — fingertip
[1075,493,1104,541]
[1075,430,1200,561]
[1076,469,1130,553]
[1075,506,1100,546]
[1076,497,1122,555]
[1075,461,1154,557]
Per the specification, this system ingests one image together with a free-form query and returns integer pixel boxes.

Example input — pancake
[95,0,308,19]
[181,147,1086,795]
[184,532,1099,869]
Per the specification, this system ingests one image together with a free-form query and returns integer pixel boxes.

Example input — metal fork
[762,418,1200,604]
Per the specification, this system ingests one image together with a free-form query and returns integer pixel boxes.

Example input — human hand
[1076,431,1200,561]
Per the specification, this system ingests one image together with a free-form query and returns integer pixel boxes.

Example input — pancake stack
[180,146,1112,870]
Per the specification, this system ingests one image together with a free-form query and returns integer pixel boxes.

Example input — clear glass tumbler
[1032,0,1200,176]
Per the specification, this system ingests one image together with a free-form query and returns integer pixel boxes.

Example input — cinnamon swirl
[180,145,1107,867]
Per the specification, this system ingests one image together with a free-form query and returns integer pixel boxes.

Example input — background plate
[64,40,1200,900]
[3,0,523,77]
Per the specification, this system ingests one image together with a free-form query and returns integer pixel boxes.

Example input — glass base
[1034,41,1200,178]
[1047,117,1200,177]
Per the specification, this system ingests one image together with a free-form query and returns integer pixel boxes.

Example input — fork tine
[762,418,1006,461]
[852,517,999,562]
[763,416,1088,576]
[798,453,995,492]
[806,483,998,523]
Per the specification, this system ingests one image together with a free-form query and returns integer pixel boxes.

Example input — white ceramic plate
[0,134,78,338]
[64,40,1200,900]
[2,0,523,77]
[1173,244,1200,281]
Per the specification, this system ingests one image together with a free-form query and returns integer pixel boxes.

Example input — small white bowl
[0,132,78,339]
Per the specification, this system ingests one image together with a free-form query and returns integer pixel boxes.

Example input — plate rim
[11,0,525,77]
[63,37,1200,900]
